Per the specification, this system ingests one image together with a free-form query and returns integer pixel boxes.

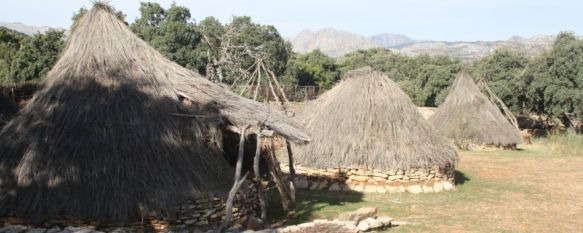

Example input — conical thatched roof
[429,71,522,146]
[0,92,17,128]
[294,67,458,170]
[0,4,307,223]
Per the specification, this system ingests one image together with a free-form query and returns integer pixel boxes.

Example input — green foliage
[471,49,529,113]
[224,16,291,77]
[195,17,225,74]
[524,32,583,119]
[337,49,461,106]
[131,2,201,70]
[0,27,27,85]
[7,30,64,84]
[284,50,340,88]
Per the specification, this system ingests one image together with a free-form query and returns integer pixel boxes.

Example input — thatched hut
[0,4,308,230]
[285,67,458,194]
[0,92,17,128]
[429,71,522,149]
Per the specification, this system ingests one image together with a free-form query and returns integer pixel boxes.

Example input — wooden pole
[286,140,297,210]
[254,134,267,220]
[219,126,249,232]
[264,139,292,213]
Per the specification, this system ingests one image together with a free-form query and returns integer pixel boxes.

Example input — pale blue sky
[0,0,580,41]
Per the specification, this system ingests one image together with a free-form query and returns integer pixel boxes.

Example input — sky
[0,0,581,41]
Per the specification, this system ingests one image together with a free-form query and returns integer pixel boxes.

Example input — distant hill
[289,28,556,61]
[291,28,382,57]
[0,22,55,35]
[369,33,415,48]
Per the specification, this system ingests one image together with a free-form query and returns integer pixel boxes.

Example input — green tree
[525,32,583,120]
[471,49,529,113]
[131,2,201,70]
[9,30,65,83]
[337,49,461,106]
[0,27,27,85]
[284,50,340,88]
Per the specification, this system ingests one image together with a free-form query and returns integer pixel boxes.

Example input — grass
[533,133,583,156]
[267,141,583,232]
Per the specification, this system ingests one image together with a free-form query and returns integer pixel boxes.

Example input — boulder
[329,183,342,191]
[442,181,455,191]
[337,207,377,223]
[406,185,423,194]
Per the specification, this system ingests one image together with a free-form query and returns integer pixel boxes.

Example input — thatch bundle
[0,4,307,223]
[0,92,17,128]
[294,67,458,171]
[429,71,522,147]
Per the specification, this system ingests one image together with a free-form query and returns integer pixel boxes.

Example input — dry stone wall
[280,164,455,194]
[1,183,259,233]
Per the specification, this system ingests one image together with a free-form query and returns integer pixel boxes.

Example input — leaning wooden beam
[285,140,297,210]
[219,126,249,232]
[254,133,267,220]
[264,139,292,213]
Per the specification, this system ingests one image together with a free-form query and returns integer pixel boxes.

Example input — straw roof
[294,67,458,170]
[0,92,17,128]
[429,71,522,146]
[0,4,307,223]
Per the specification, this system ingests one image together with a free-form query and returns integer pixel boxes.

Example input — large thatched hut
[285,67,458,194]
[429,71,522,149]
[0,4,308,230]
[0,92,17,128]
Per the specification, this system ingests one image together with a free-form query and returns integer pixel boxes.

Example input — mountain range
[1,22,556,62]
[290,28,556,61]
[0,22,57,35]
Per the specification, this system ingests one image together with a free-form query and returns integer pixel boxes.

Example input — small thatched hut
[286,67,458,194]
[0,4,308,230]
[0,92,17,128]
[429,71,522,149]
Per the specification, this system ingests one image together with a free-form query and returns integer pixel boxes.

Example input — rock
[356,220,370,232]
[377,216,393,226]
[317,180,329,190]
[442,181,455,191]
[422,184,434,193]
[350,175,369,182]
[328,183,342,191]
[376,186,387,193]
[308,181,320,190]
[246,216,265,231]
[26,229,46,233]
[386,185,404,193]
[337,207,377,223]
[184,219,196,225]
[363,185,377,193]
[433,182,443,192]
[406,185,423,194]
[364,217,383,229]
[1,225,28,233]
[45,228,61,233]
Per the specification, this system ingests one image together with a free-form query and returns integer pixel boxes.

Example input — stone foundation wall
[0,183,259,233]
[280,164,455,194]
[150,182,259,232]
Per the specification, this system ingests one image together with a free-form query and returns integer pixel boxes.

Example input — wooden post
[264,139,292,213]
[286,140,296,210]
[254,133,267,220]
[219,126,249,232]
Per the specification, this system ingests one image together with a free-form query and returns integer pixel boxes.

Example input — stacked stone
[281,165,455,194]
[150,182,260,232]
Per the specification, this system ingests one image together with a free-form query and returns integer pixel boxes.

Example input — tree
[471,49,529,113]
[337,49,461,106]
[130,2,201,70]
[284,50,340,88]
[8,29,65,84]
[525,32,583,121]
[0,27,27,85]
